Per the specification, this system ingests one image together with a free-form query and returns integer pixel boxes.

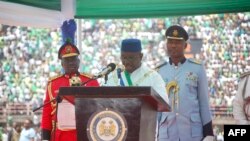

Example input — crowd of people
[0,12,250,140]
[0,26,60,108]
[0,118,41,141]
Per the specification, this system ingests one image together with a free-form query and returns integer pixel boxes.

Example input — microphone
[117,68,125,86]
[95,63,116,78]
[117,68,123,79]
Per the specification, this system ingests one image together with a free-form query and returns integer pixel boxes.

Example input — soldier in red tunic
[41,20,99,141]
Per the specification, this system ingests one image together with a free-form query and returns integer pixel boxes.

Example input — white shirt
[224,95,235,106]
[19,127,36,141]
[105,64,169,103]
[57,99,76,130]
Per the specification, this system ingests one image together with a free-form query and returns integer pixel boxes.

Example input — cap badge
[65,45,72,54]
[173,30,178,37]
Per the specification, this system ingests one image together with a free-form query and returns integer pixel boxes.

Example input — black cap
[165,25,189,41]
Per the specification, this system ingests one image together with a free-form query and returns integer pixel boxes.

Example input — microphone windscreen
[108,63,116,71]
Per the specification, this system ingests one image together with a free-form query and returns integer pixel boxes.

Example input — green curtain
[76,0,250,19]
[1,0,61,10]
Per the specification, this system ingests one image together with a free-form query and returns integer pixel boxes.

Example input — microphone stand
[33,96,62,112]
[34,76,98,112]
[81,76,100,86]
[104,74,108,84]
[33,95,62,141]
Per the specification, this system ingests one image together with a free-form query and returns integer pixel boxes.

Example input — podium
[59,86,170,141]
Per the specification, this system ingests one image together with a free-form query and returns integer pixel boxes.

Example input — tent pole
[76,19,83,72]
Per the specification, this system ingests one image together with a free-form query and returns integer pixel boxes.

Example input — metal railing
[0,103,42,123]
[0,103,234,123]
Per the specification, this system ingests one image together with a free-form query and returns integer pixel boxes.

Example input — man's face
[121,52,143,73]
[61,56,80,74]
[23,120,31,129]
[166,38,187,58]
[15,124,22,133]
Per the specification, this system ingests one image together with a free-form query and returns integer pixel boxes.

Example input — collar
[169,57,186,65]
[64,72,80,78]
[129,64,143,75]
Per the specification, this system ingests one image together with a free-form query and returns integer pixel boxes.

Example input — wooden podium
[59,86,170,141]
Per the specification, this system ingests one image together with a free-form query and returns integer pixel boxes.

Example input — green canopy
[75,0,250,18]
[1,0,250,28]
[2,0,61,10]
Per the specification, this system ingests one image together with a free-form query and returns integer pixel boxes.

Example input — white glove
[202,136,214,141]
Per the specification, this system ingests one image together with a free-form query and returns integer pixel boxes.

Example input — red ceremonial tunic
[41,73,99,141]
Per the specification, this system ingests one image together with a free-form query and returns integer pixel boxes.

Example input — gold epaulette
[188,58,202,65]
[80,73,93,78]
[240,71,250,79]
[48,74,63,82]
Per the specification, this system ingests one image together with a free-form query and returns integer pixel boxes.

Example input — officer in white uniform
[233,71,250,124]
